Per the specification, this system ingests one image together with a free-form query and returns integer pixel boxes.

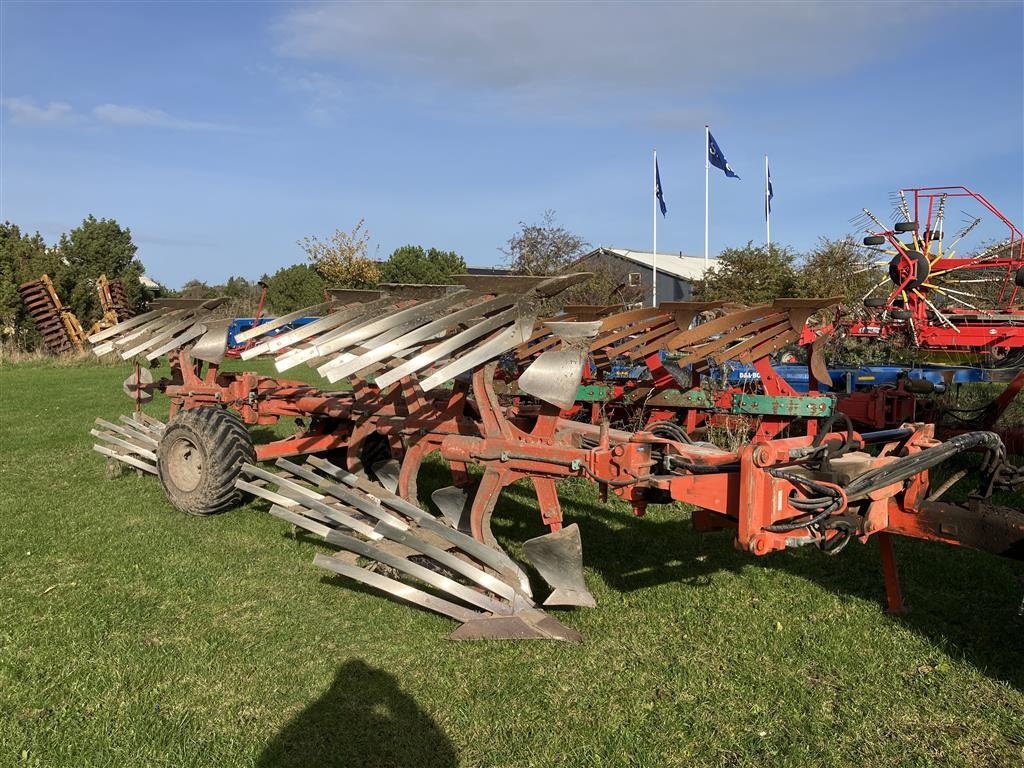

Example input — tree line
[2,210,887,353]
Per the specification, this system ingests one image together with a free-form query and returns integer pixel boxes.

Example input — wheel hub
[166,436,203,493]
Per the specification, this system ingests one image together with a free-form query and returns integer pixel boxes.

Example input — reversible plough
[89,274,1024,640]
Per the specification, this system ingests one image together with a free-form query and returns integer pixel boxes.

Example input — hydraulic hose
[844,430,1006,500]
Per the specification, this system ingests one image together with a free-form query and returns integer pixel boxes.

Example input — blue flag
[655,158,667,216]
[708,131,739,178]
[766,161,773,219]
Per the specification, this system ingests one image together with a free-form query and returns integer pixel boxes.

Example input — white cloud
[92,104,234,131]
[273,2,950,96]
[1,98,75,124]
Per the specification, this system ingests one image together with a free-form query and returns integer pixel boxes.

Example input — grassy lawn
[1,358,1022,767]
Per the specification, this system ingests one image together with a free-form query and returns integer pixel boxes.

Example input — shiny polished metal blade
[518,321,602,409]
[273,510,510,615]
[431,486,472,531]
[417,315,535,392]
[312,553,482,623]
[88,306,170,344]
[242,308,356,361]
[522,524,596,608]
[191,318,233,363]
[373,307,517,389]
[448,610,582,642]
[303,456,533,597]
[319,294,516,382]
[142,323,208,362]
[371,459,400,493]
[232,301,333,344]
[311,290,473,363]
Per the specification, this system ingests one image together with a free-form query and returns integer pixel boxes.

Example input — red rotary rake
[847,186,1024,366]
[88,274,1024,640]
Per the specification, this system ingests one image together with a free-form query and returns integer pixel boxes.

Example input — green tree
[694,242,800,303]
[379,245,466,285]
[798,236,883,307]
[0,223,61,348]
[265,264,325,313]
[54,215,146,326]
[299,219,380,288]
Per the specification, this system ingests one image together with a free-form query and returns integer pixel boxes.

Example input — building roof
[581,247,719,281]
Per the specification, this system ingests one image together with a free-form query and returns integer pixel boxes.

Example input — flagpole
[765,154,771,251]
[704,125,710,269]
[652,148,658,307]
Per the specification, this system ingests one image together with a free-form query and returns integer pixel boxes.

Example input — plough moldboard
[87,274,1024,640]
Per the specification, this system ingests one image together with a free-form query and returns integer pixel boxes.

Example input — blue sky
[2,1,1022,288]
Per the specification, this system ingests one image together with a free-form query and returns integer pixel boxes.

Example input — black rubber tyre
[925,230,942,241]
[864,297,887,308]
[891,309,912,320]
[863,235,886,246]
[894,221,917,233]
[157,407,255,515]
[888,250,930,291]
[1015,265,1024,288]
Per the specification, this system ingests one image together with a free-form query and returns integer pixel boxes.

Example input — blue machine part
[227,317,319,349]
[720,363,991,393]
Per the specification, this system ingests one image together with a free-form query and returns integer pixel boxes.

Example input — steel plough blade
[190,318,233,363]
[431,486,472,532]
[518,321,603,409]
[234,458,582,641]
[522,523,596,608]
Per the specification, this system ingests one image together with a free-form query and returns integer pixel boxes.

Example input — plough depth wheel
[157,407,255,515]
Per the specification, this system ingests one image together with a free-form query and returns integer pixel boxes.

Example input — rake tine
[364,520,519,602]
[142,323,207,362]
[119,414,163,438]
[280,459,525,600]
[244,310,358,362]
[307,290,473,361]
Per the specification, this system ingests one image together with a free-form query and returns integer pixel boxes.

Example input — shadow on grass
[257,659,456,768]
[253,459,1022,691]
[487,475,1024,691]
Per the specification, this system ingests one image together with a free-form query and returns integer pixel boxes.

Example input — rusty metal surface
[18,275,87,355]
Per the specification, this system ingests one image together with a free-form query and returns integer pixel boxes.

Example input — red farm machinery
[846,185,1023,366]
[88,273,1024,641]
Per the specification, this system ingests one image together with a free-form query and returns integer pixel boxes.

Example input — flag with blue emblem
[655,158,667,216]
[708,131,739,179]
[766,161,773,219]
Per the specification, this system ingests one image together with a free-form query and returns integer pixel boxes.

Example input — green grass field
[1,359,1022,768]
